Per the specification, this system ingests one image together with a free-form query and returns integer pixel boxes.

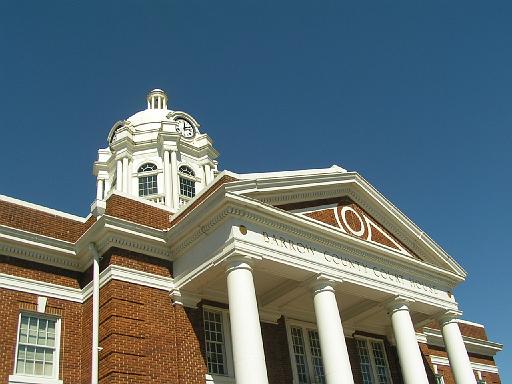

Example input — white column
[311,278,354,384]
[226,257,269,384]
[388,297,429,384]
[170,150,179,208]
[204,163,212,185]
[163,150,172,207]
[116,160,122,191]
[104,179,111,197]
[122,157,129,192]
[439,310,477,384]
[96,179,104,200]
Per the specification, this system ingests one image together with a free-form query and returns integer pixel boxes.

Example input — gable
[277,197,421,260]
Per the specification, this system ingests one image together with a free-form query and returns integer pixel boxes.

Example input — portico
[167,168,477,384]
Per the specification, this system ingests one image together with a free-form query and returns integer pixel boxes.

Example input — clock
[176,118,195,138]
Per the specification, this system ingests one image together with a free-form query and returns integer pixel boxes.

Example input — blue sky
[1,0,510,380]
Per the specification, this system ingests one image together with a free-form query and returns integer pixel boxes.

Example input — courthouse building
[0,89,503,384]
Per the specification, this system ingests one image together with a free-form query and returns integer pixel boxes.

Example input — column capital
[224,254,260,274]
[438,309,463,327]
[386,295,415,314]
[115,150,133,161]
[309,274,342,294]
[170,289,201,308]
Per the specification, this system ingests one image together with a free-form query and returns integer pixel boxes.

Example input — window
[179,165,196,198]
[435,374,445,384]
[12,313,60,381]
[203,307,234,381]
[356,338,392,384]
[287,323,326,384]
[138,163,158,197]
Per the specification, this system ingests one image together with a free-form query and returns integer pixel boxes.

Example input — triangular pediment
[223,168,467,281]
[276,197,420,260]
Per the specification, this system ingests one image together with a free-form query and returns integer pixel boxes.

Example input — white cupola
[93,88,220,212]
[147,88,168,110]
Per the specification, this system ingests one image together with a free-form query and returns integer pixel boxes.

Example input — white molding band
[0,272,83,302]
[0,265,174,303]
[421,327,503,357]
[430,355,499,374]
[8,374,63,384]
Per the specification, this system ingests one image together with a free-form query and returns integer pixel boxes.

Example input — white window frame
[9,312,62,384]
[354,336,393,384]
[137,163,160,197]
[435,374,446,384]
[178,164,200,204]
[203,306,235,384]
[285,319,326,384]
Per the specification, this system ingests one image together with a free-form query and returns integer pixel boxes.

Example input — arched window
[138,163,158,196]
[179,165,196,198]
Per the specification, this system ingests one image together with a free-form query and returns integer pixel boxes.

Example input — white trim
[0,273,82,302]
[285,318,326,384]
[8,375,63,384]
[0,265,174,303]
[202,306,235,381]
[82,264,174,300]
[232,165,347,180]
[0,195,89,223]
[12,312,62,383]
[205,374,236,384]
[353,335,394,384]
[457,319,484,328]
[422,327,503,356]
[430,355,499,374]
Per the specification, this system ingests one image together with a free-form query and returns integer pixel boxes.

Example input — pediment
[276,197,420,261]
[226,169,467,280]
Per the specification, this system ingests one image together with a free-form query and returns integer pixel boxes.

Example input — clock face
[176,118,195,138]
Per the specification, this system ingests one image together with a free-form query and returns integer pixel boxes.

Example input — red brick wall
[0,254,81,288]
[423,320,489,341]
[0,199,95,242]
[104,194,172,230]
[175,306,207,384]
[261,317,294,384]
[420,342,501,384]
[97,279,179,384]
[0,288,83,384]
[170,175,238,227]
[0,249,502,384]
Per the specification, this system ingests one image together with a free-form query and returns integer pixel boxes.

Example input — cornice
[422,327,503,356]
[172,193,462,287]
[0,225,80,270]
[230,172,466,279]
[429,355,500,374]
[0,272,82,302]
[0,265,174,303]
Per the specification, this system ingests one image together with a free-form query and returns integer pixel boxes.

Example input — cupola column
[439,310,477,384]
[96,178,105,200]
[311,277,354,384]
[387,297,429,384]
[122,157,129,193]
[204,163,212,185]
[225,256,269,384]
[170,150,179,208]
[116,160,122,191]
[163,150,172,207]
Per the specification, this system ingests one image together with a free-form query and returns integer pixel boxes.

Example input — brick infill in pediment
[277,197,420,260]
